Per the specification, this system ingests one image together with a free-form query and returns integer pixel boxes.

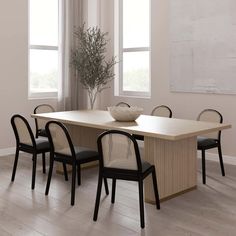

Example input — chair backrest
[34,104,55,135]
[116,102,130,107]
[45,121,76,159]
[11,114,36,147]
[151,105,172,118]
[197,109,223,140]
[97,130,142,171]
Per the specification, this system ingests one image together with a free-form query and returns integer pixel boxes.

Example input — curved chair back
[197,109,223,140]
[34,104,55,137]
[11,114,36,147]
[45,121,76,159]
[151,105,172,118]
[116,102,130,107]
[97,130,142,171]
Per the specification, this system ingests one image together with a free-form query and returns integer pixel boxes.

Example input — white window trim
[115,0,151,98]
[28,90,58,99]
[30,45,58,50]
[28,0,59,99]
[123,47,149,52]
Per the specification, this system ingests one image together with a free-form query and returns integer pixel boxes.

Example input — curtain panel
[58,0,83,111]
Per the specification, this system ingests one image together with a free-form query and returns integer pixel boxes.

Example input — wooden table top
[31,110,231,141]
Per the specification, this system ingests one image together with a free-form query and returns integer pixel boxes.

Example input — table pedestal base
[144,136,197,201]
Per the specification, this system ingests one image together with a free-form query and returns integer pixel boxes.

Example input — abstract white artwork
[169,0,236,94]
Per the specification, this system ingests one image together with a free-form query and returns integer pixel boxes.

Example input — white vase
[87,89,100,110]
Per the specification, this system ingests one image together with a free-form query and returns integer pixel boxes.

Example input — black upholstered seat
[37,129,48,137]
[197,137,218,149]
[141,160,152,173]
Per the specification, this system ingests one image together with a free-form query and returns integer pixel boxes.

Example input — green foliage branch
[71,25,116,109]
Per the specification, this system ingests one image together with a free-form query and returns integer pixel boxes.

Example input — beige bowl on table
[108,106,143,122]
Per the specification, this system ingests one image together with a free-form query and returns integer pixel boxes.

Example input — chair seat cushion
[35,137,50,151]
[133,134,144,141]
[141,160,152,173]
[103,160,153,177]
[74,146,99,163]
[38,129,48,137]
[197,136,218,149]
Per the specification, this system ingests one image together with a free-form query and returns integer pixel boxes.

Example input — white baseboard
[0,147,15,157]
[1,146,236,165]
[197,151,236,165]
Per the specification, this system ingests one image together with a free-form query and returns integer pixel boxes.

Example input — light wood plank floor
[0,153,236,235]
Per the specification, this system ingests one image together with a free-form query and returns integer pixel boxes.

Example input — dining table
[31,110,231,202]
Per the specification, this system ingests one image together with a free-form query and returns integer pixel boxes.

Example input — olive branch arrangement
[71,25,116,109]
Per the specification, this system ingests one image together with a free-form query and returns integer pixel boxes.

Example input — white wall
[99,0,236,156]
[0,0,56,152]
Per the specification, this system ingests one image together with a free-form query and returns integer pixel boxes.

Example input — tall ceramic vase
[88,88,98,110]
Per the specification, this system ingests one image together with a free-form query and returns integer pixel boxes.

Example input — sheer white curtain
[58,0,83,111]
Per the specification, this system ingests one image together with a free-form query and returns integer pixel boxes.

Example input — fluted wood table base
[144,136,197,201]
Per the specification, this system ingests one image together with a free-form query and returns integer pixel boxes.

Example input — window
[29,0,59,98]
[115,0,151,97]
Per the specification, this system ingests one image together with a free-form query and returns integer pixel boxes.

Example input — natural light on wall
[115,0,150,97]
[29,0,59,98]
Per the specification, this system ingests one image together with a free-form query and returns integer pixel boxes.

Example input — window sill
[115,91,151,99]
[28,91,58,100]
[115,94,151,99]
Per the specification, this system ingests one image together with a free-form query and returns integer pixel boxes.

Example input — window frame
[115,0,151,98]
[28,0,60,99]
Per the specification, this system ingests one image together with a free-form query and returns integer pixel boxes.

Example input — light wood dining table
[32,110,231,202]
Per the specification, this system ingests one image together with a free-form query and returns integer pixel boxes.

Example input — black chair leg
[218,144,225,176]
[63,162,68,181]
[42,153,46,174]
[32,153,37,190]
[71,165,76,206]
[45,157,54,195]
[93,174,103,221]
[104,178,109,195]
[77,164,81,186]
[202,150,206,184]
[11,148,19,182]
[138,180,145,228]
[152,169,160,209]
[111,179,116,204]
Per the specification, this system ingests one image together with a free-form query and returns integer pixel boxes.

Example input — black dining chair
[197,109,225,184]
[151,105,172,118]
[93,130,160,228]
[34,104,55,173]
[45,121,109,205]
[116,102,130,107]
[34,104,55,138]
[11,114,50,189]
